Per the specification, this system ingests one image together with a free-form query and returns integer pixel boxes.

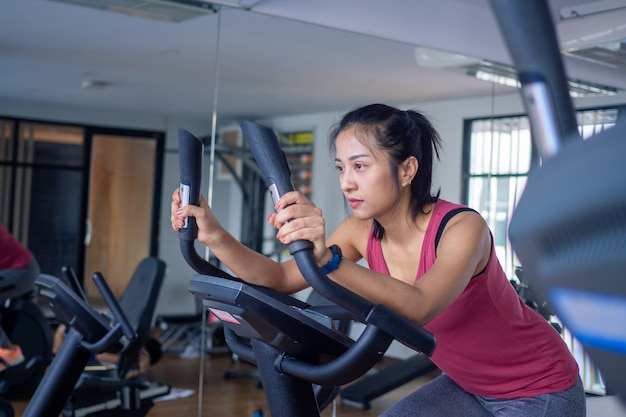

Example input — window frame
[462,104,624,279]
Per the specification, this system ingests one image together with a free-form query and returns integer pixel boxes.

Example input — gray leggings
[379,374,586,417]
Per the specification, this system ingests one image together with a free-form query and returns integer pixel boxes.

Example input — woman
[172,103,584,416]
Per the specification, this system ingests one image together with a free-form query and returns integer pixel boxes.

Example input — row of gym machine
[4,0,625,415]
[0,256,169,417]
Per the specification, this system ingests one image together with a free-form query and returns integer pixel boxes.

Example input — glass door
[1,117,164,299]
[0,120,86,276]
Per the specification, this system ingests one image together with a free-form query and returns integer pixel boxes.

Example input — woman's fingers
[271,195,327,260]
[171,188,183,230]
[274,190,312,210]
[171,188,205,231]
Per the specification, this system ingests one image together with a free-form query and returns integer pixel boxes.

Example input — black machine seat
[115,257,167,378]
[0,266,38,304]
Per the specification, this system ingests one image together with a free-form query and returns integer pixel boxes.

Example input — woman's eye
[335,165,344,172]
[355,163,364,170]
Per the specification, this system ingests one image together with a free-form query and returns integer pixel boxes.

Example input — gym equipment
[221,288,354,410]
[22,271,136,417]
[61,257,170,417]
[0,268,54,417]
[340,353,437,410]
[177,125,436,417]
[511,267,562,334]
[490,0,626,404]
[21,258,168,417]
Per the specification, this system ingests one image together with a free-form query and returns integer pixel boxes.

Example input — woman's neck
[377,201,436,246]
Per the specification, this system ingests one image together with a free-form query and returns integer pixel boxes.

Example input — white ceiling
[1,0,625,122]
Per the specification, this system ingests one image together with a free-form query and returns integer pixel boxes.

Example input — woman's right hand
[171,188,225,247]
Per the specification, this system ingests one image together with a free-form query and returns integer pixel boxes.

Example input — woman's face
[334,127,400,221]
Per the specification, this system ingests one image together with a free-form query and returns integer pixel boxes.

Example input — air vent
[50,0,218,22]
[564,39,626,69]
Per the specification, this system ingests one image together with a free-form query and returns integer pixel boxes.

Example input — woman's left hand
[268,191,328,263]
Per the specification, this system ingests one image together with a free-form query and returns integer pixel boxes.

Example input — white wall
[2,91,625,324]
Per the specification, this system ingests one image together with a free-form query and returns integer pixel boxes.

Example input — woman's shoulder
[433,199,487,236]
[434,198,469,213]
[434,199,483,222]
[332,216,372,258]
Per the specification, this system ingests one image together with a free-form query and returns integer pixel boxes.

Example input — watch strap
[320,244,343,274]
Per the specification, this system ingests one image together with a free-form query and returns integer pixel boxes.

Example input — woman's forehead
[336,127,382,157]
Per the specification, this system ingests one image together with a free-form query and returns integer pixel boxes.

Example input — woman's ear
[400,156,418,187]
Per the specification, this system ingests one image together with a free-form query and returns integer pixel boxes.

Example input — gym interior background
[1,0,625,414]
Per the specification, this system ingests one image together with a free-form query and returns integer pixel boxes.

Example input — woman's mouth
[348,198,363,209]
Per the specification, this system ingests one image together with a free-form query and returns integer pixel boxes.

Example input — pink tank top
[366,199,578,398]
[0,224,33,270]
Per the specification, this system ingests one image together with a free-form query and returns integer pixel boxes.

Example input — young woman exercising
[171,103,584,416]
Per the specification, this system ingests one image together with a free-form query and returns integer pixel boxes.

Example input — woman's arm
[334,211,490,326]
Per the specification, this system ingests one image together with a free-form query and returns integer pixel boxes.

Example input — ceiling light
[466,61,617,97]
[473,70,520,88]
[415,46,619,97]
[567,78,618,97]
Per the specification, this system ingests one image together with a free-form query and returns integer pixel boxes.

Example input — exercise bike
[20,270,138,417]
[177,124,436,417]
[0,267,54,417]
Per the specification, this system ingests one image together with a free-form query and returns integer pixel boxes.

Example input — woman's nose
[340,170,356,193]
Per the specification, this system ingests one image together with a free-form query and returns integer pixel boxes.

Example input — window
[463,106,621,394]
[1,116,164,289]
[463,107,620,279]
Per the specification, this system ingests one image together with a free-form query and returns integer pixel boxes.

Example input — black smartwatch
[320,244,343,274]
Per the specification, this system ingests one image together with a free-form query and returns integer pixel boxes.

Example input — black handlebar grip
[177,128,203,242]
[489,0,579,143]
[240,121,312,255]
[240,121,293,204]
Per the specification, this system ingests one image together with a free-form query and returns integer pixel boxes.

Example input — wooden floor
[9,351,437,417]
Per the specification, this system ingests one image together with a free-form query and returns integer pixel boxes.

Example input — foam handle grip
[240,121,312,254]
[240,121,293,202]
[489,0,578,142]
[177,128,203,241]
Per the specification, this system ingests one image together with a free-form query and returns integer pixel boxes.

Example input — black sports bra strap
[435,207,476,251]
